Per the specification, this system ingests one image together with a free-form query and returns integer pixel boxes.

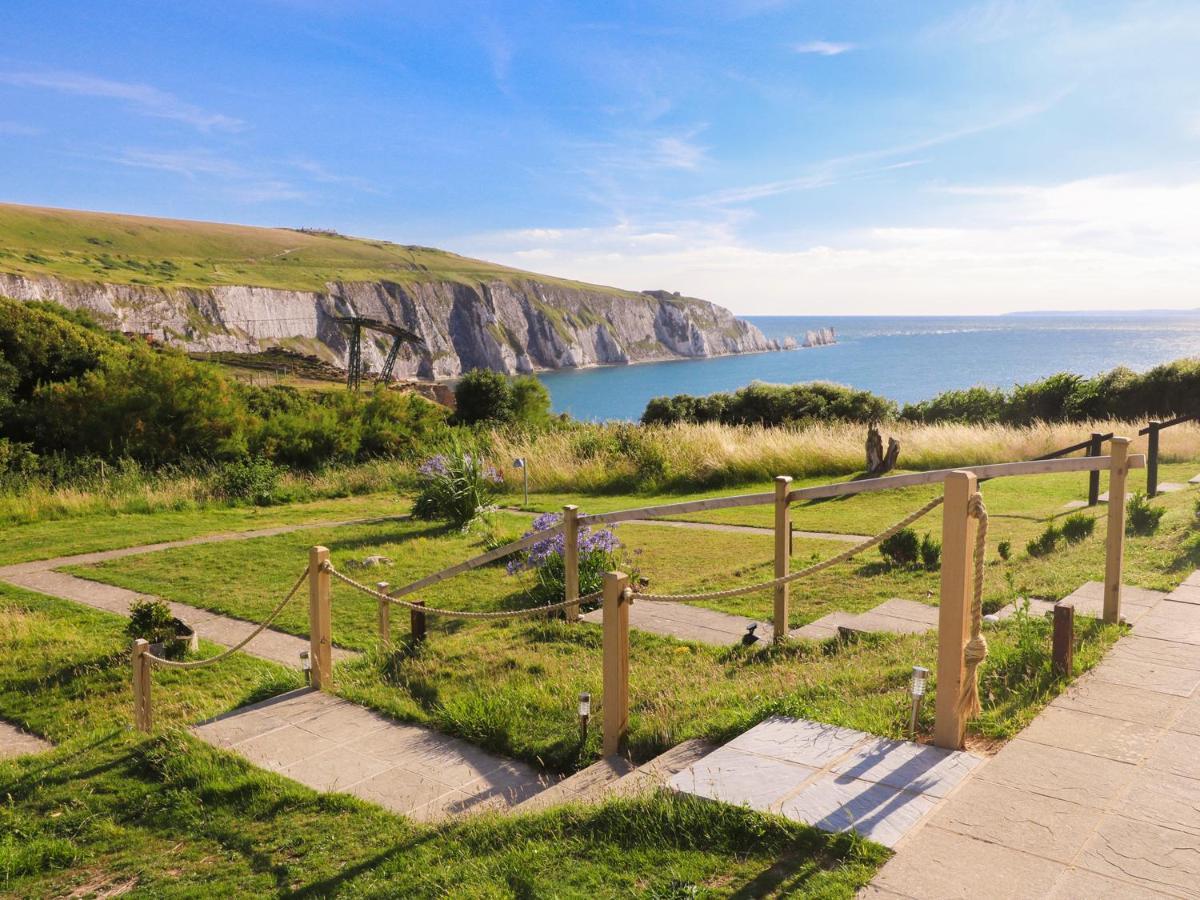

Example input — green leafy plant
[1026,524,1062,558]
[1126,491,1166,536]
[919,532,941,571]
[213,456,281,505]
[506,513,630,608]
[997,540,1011,561]
[1060,513,1096,544]
[126,599,188,659]
[412,445,502,529]
[879,528,921,568]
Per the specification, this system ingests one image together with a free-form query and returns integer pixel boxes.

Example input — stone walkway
[0,720,52,759]
[670,716,983,848]
[194,688,555,821]
[865,571,1200,899]
[581,599,778,645]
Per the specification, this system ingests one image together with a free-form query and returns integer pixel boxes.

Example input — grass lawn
[61,464,1199,772]
[0,584,887,898]
[0,493,411,567]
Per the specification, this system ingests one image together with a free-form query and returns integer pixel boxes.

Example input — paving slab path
[0,720,52,759]
[194,688,556,821]
[865,570,1200,899]
[670,716,983,848]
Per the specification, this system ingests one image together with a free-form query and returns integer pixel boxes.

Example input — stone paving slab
[0,720,52,759]
[1191,473,1200,485]
[866,572,1200,899]
[791,611,858,641]
[671,716,981,848]
[194,688,557,821]
[1096,490,1133,503]
[1153,481,1188,493]
[1057,580,1162,623]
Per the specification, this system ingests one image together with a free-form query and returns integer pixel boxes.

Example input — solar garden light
[578,692,591,745]
[512,457,529,507]
[300,650,312,685]
[908,666,929,738]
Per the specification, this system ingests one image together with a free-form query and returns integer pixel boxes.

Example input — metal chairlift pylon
[332,315,425,391]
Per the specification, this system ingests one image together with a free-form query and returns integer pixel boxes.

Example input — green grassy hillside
[0,202,636,295]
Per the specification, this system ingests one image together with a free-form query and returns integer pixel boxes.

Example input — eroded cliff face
[0,273,776,378]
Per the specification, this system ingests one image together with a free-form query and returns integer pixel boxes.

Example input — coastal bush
[505,512,624,606]
[997,540,1011,560]
[1126,491,1166,536]
[919,533,941,571]
[1060,513,1096,544]
[213,456,281,505]
[642,381,896,427]
[453,369,550,427]
[902,359,1200,425]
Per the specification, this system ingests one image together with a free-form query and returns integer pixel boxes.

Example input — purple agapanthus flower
[506,511,620,575]
[418,455,449,478]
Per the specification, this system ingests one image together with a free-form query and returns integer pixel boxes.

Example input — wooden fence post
[132,638,152,732]
[376,582,390,652]
[410,599,427,644]
[1087,432,1103,507]
[1104,438,1131,625]
[1146,422,1161,498]
[774,476,793,643]
[1052,602,1074,676]
[308,546,332,689]
[934,470,979,751]
[564,505,580,621]
[602,570,630,757]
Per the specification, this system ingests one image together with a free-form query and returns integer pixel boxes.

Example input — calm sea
[535,314,1200,421]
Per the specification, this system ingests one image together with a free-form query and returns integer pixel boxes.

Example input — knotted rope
[144,566,310,669]
[325,563,602,620]
[628,494,946,604]
[959,492,990,719]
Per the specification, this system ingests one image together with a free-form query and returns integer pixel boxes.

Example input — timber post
[774,476,793,643]
[1087,432,1103,507]
[410,599,427,644]
[933,470,979,751]
[376,581,390,652]
[308,546,332,689]
[1052,602,1075,676]
[564,504,580,621]
[132,638,152,732]
[601,570,630,757]
[1146,422,1161,498]
[1104,438,1131,625]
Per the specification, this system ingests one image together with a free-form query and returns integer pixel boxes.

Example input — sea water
[535,313,1200,421]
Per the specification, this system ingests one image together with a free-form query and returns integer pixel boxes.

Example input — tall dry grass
[491,420,1200,494]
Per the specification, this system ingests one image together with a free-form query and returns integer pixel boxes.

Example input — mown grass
[64,467,1196,773]
[0,583,886,898]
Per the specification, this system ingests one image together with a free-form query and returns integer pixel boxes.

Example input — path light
[909,666,929,738]
[512,457,529,507]
[578,692,591,745]
[300,650,312,685]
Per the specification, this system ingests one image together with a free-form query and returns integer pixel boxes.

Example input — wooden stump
[866,425,901,475]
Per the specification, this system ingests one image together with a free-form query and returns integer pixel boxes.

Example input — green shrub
[1126,491,1166,536]
[453,370,551,427]
[997,540,1011,561]
[506,512,625,607]
[1060,513,1096,544]
[1026,524,1062,558]
[880,528,921,568]
[919,533,941,571]
[642,381,897,427]
[412,444,502,528]
[213,456,281,505]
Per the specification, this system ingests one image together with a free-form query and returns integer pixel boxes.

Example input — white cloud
[459,172,1200,315]
[793,40,855,55]
[0,70,242,131]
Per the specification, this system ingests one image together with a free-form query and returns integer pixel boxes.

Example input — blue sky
[2,0,1198,314]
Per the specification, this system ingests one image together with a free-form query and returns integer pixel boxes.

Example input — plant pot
[147,618,198,658]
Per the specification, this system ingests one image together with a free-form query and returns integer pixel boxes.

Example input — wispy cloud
[289,159,380,194]
[0,70,242,132]
[0,120,42,136]
[112,148,246,179]
[793,40,855,55]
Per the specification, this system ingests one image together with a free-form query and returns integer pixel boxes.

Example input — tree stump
[866,424,901,475]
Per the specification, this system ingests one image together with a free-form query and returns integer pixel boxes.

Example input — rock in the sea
[802,327,836,348]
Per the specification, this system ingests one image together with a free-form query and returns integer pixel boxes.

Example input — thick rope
[144,567,310,669]
[628,494,946,604]
[326,563,602,620]
[959,492,990,719]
